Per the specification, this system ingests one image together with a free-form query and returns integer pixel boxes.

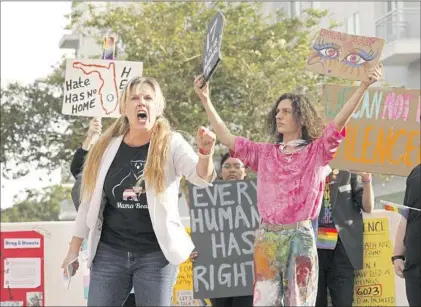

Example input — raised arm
[195,127,217,182]
[194,75,236,151]
[173,132,217,186]
[70,118,102,178]
[333,64,383,131]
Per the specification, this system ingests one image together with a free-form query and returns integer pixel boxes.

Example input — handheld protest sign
[305,29,384,82]
[202,11,225,82]
[62,59,142,117]
[188,179,259,299]
[323,84,420,176]
[62,34,143,118]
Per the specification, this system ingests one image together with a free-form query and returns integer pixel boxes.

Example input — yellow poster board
[172,228,211,306]
[353,218,396,306]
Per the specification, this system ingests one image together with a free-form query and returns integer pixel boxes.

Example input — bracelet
[391,255,405,263]
[198,148,214,156]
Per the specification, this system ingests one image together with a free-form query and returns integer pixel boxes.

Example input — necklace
[279,139,308,162]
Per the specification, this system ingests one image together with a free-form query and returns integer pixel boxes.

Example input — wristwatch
[391,255,405,263]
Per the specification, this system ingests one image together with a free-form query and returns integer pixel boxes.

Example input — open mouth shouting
[137,110,148,123]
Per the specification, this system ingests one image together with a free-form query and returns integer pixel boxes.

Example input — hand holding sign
[190,251,199,262]
[194,74,210,102]
[361,63,383,87]
[87,117,102,138]
[202,11,225,82]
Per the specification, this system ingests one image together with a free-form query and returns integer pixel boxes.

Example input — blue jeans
[88,242,178,306]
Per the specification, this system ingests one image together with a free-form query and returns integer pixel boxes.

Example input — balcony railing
[375,8,420,43]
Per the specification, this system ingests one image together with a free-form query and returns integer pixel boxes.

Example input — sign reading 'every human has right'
[188,179,259,299]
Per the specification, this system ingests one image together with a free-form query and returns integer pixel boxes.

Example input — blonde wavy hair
[80,76,172,201]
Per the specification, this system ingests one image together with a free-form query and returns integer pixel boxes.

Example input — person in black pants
[70,118,136,307]
[314,169,374,307]
[392,163,421,307]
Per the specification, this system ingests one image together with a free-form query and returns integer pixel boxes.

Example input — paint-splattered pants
[253,221,318,306]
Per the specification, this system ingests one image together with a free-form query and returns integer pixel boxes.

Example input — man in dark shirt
[314,169,374,307]
[392,163,420,307]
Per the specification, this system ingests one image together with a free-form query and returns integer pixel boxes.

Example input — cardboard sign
[203,11,225,82]
[306,29,384,81]
[188,179,259,299]
[0,231,44,307]
[323,84,420,176]
[62,59,143,117]
[354,218,395,306]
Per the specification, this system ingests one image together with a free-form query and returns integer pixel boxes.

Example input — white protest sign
[62,59,143,117]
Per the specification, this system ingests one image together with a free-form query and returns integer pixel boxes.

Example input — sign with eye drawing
[306,29,385,81]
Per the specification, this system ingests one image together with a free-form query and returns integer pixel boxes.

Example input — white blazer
[73,132,216,267]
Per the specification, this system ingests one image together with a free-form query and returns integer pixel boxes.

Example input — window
[354,12,360,34]
[290,1,301,17]
[310,1,320,10]
[346,12,360,35]
[386,1,398,12]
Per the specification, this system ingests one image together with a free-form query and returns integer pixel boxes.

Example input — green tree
[1,2,344,180]
[0,65,95,179]
[1,185,71,222]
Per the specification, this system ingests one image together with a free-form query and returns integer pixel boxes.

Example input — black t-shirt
[100,141,160,253]
[403,164,421,264]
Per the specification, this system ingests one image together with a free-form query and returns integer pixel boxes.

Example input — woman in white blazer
[61,76,217,306]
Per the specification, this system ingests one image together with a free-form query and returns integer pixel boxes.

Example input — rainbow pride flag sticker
[317,227,338,250]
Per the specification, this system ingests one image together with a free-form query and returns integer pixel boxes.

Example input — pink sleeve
[229,136,262,172]
[314,122,346,166]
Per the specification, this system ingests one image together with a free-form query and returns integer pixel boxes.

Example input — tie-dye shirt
[231,122,345,224]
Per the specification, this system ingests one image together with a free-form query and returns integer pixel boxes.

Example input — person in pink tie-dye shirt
[193,64,382,306]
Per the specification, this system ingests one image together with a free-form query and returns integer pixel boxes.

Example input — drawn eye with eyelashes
[342,49,377,68]
[312,41,341,60]
[305,29,384,81]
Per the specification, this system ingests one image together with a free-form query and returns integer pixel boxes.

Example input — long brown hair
[267,93,325,143]
[80,77,172,201]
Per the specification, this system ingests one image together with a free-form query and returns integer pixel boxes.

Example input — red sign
[0,231,44,306]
